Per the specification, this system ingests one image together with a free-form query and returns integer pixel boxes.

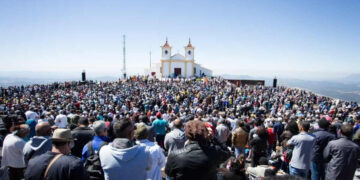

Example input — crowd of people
[0,76,359,180]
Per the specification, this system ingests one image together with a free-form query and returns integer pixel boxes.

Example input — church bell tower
[185,38,194,61]
[161,38,171,60]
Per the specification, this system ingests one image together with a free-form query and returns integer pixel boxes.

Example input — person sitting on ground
[247,156,274,178]
[217,154,247,180]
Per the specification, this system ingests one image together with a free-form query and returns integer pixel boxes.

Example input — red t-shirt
[268,128,276,145]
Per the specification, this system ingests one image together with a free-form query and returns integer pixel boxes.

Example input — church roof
[170,53,185,60]
[161,38,171,48]
[185,38,194,48]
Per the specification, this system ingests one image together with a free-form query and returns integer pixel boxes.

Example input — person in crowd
[249,119,262,141]
[323,124,360,180]
[152,112,168,148]
[135,124,166,180]
[287,121,315,178]
[216,118,230,145]
[71,117,95,157]
[0,76,360,180]
[81,120,110,162]
[23,122,52,164]
[217,154,247,180]
[353,124,360,145]
[273,118,284,145]
[249,126,268,167]
[279,119,299,173]
[88,116,96,129]
[24,117,37,142]
[1,124,29,180]
[164,118,186,155]
[139,115,156,142]
[231,121,248,158]
[311,118,335,180]
[247,156,274,178]
[24,129,89,180]
[267,121,276,157]
[54,110,68,128]
[25,107,38,121]
[99,118,152,180]
[165,120,230,180]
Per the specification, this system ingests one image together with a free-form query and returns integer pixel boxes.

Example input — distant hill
[218,74,360,103]
[277,78,360,103]
[218,74,253,80]
[342,73,360,84]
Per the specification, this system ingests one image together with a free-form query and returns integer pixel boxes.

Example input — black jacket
[249,136,267,154]
[25,151,89,180]
[311,129,335,163]
[165,141,230,180]
[71,127,95,157]
[324,137,360,180]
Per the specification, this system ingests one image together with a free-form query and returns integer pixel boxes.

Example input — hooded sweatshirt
[164,128,186,155]
[23,136,52,164]
[99,138,152,180]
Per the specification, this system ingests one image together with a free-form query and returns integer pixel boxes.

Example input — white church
[149,39,212,78]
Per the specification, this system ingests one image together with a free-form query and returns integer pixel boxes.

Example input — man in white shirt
[55,110,68,128]
[135,124,165,180]
[2,124,29,180]
[25,107,39,121]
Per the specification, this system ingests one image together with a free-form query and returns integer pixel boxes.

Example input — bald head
[173,119,183,129]
[35,122,52,136]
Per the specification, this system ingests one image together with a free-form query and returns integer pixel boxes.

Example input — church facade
[156,39,212,78]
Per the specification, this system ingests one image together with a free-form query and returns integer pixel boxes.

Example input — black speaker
[82,71,86,82]
[273,77,277,88]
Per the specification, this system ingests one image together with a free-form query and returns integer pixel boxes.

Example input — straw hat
[51,129,75,142]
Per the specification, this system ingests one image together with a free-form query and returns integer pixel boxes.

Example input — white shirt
[55,114,68,128]
[25,110,39,120]
[1,133,26,168]
[37,119,49,124]
[162,113,169,121]
[137,139,166,180]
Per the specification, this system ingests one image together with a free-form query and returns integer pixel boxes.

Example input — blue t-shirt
[152,119,168,135]
[81,135,110,162]
[25,119,37,142]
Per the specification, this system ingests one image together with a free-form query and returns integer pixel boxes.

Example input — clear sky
[0,0,359,80]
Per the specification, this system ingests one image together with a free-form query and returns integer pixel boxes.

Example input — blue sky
[0,0,359,80]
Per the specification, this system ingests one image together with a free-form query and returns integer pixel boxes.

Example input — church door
[174,68,181,76]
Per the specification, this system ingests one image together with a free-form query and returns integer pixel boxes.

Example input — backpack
[282,149,292,163]
[84,141,108,180]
